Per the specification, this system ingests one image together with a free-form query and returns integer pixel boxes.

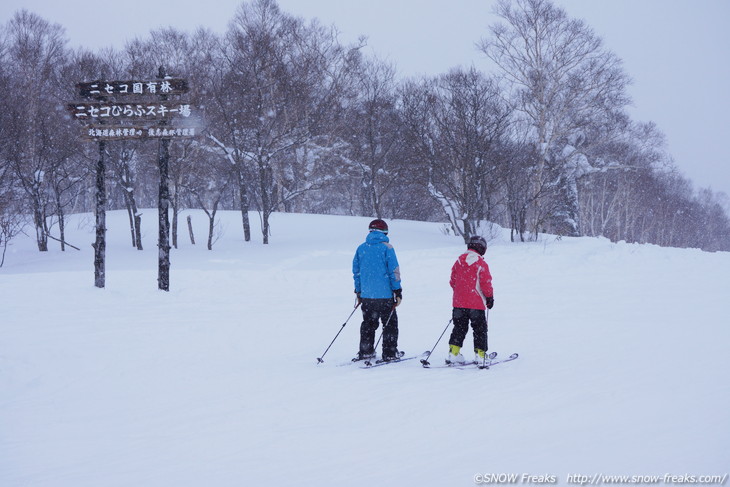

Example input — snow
[1,210,728,486]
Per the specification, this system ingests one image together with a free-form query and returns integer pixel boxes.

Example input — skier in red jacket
[446,235,494,365]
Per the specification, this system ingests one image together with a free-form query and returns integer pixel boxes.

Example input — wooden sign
[82,126,197,141]
[76,79,188,98]
[67,102,194,121]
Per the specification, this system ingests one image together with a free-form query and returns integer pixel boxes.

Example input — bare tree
[2,10,70,251]
[578,121,666,241]
[0,24,25,264]
[401,68,511,241]
[696,188,730,252]
[183,150,234,250]
[340,57,405,218]
[480,0,630,238]
[0,138,26,266]
[216,0,361,243]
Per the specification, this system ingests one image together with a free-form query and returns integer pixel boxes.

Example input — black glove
[485,296,494,309]
[355,291,362,305]
[393,288,402,307]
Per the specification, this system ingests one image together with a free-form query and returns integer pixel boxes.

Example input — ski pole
[420,318,453,367]
[316,302,361,364]
[372,304,397,353]
[481,308,490,368]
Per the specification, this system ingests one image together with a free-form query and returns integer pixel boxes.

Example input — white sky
[2,0,729,197]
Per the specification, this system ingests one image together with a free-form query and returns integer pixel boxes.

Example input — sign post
[157,66,171,292]
[68,67,196,291]
[93,140,106,288]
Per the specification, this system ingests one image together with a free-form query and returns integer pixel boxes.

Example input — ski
[478,352,518,369]
[360,351,428,368]
[335,355,376,367]
[422,352,518,369]
[420,351,497,368]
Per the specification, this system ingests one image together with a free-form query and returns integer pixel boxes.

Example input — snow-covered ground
[1,210,728,486]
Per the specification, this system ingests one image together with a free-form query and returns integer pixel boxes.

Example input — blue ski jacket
[353,230,402,299]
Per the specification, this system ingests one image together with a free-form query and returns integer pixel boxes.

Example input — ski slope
[2,210,728,486]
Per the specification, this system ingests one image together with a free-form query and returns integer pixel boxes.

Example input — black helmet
[368,219,388,234]
[467,235,487,255]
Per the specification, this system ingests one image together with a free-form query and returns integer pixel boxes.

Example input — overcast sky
[2,0,729,197]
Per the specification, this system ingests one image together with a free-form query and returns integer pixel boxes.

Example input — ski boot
[352,351,376,362]
[445,344,465,365]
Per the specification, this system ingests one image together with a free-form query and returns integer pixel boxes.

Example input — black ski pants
[359,298,398,356]
[449,307,488,353]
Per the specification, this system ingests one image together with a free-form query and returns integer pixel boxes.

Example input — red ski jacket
[450,249,493,310]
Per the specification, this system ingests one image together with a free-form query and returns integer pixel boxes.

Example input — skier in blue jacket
[352,219,403,361]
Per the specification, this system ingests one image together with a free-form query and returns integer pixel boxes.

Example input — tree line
[1,0,728,263]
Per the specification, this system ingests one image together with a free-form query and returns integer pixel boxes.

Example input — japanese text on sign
[76,79,188,97]
[68,102,193,121]
[83,126,197,140]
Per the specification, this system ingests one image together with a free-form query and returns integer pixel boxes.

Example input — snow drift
[1,210,728,486]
